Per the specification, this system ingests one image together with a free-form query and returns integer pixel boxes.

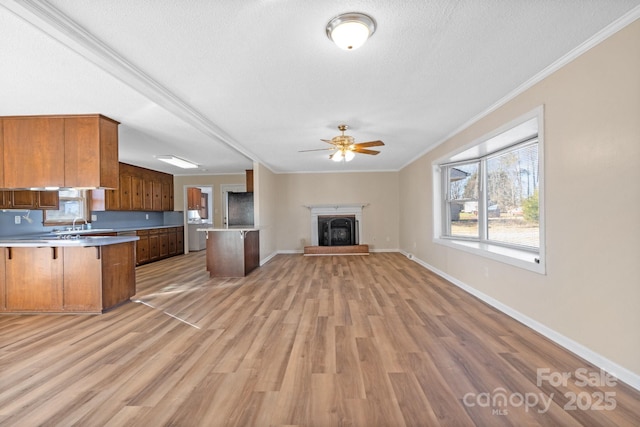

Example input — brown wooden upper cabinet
[0,190,59,210]
[1,114,119,189]
[0,120,4,188]
[92,162,174,212]
[63,115,119,189]
[246,169,253,192]
[3,117,65,188]
[187,187,202,210]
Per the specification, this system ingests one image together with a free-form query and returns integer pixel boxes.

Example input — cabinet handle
[7,247,12,260]
[96,247,101,260]
[52,247,58,259]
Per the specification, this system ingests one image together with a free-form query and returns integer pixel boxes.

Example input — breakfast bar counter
[198,228,259,277]
[0,236,138,314]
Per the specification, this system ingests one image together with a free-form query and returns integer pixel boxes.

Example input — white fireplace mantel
[306,203,368,246]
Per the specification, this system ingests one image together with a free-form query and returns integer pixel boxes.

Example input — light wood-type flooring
[1,251,639,426]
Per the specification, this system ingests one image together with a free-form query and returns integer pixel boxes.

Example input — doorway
[183,185,213,254]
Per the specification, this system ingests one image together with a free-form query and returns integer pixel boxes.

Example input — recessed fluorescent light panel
[156,155,199,169]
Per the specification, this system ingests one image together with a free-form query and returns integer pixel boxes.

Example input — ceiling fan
[300,124,384,162]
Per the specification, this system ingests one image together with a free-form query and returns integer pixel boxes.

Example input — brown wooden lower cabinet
[0,242,135,313]
[4,246,63,311]
[159,230,168,258]
[136,230,150,265]
[135,226,184,266]
[149,230,160,261]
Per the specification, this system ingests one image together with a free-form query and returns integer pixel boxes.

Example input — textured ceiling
[1,1,638,175]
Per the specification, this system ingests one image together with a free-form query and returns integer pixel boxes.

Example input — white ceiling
[1,1,638,176]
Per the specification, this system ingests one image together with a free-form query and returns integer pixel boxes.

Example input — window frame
[432,106,545,274]
[43,189,90,227]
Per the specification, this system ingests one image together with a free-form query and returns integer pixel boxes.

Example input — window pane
[486,143,539,248]
[447,163,479,238]
[43,190,88,225]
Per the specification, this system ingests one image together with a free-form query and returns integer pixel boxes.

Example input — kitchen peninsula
[0,236,138,314]
[198,228,259,277]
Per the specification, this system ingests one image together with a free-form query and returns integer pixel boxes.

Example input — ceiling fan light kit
[326,12,376,50]
[299,124,384,163]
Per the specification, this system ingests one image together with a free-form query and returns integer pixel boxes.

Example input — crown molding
[401,5,640,171]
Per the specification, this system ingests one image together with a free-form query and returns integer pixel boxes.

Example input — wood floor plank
[0,251,638,426]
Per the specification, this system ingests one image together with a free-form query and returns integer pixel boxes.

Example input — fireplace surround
[306,204,367,246]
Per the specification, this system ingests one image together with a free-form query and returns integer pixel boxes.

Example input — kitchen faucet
[72,217,87,231]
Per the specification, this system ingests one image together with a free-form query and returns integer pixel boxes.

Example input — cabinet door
[11,191,36,209]
[152,181,162,211]
[136,232,149,265]
[168,228,177,255]
[131,175,144,210]
[162,180,172,211]
[0,248,5,311]
[3,117,65,188]
[119,173,132,210]
[246,169,254,192]
[149,233,160,261]
[0,119,4,188]
[105,188,120,210]
[63,246,102,312]
[159,231,169,258]
[176,227,184,254]
[187,187,201,210]
[143,180,153,210]
[5,246,64,311]
[63,116,119,189]
[0,191,10,209]
[37,191,59,209]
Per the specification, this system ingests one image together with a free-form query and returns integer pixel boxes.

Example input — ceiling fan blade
[354,140,384,148]
[352,148,380,155]
[298,147,335,152]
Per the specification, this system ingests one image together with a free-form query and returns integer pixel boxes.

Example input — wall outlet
[91,214,97,221]
[14,215,21,224]
[145,214,149,220]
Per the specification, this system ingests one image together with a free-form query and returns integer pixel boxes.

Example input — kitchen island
[198,228,259,277]
[0,236,138,314]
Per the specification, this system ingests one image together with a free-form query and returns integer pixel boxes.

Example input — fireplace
[318,215,358,246]
[306,204,366,246]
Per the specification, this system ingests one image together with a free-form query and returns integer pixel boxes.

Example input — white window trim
[432,106,546,274]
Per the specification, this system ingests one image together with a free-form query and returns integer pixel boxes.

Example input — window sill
[434,237,545,274]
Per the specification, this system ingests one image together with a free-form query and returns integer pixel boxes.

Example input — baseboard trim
[400,250,640,392]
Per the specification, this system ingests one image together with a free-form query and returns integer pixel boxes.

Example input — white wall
[271,172,400,252]
[254,162,279,263]
[399,20,640,379]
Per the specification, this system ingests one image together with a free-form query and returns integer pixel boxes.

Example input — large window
[434,108,544,273]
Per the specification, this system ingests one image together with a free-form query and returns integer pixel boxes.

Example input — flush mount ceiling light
[326,12,376,50]
[156,155,199,169]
